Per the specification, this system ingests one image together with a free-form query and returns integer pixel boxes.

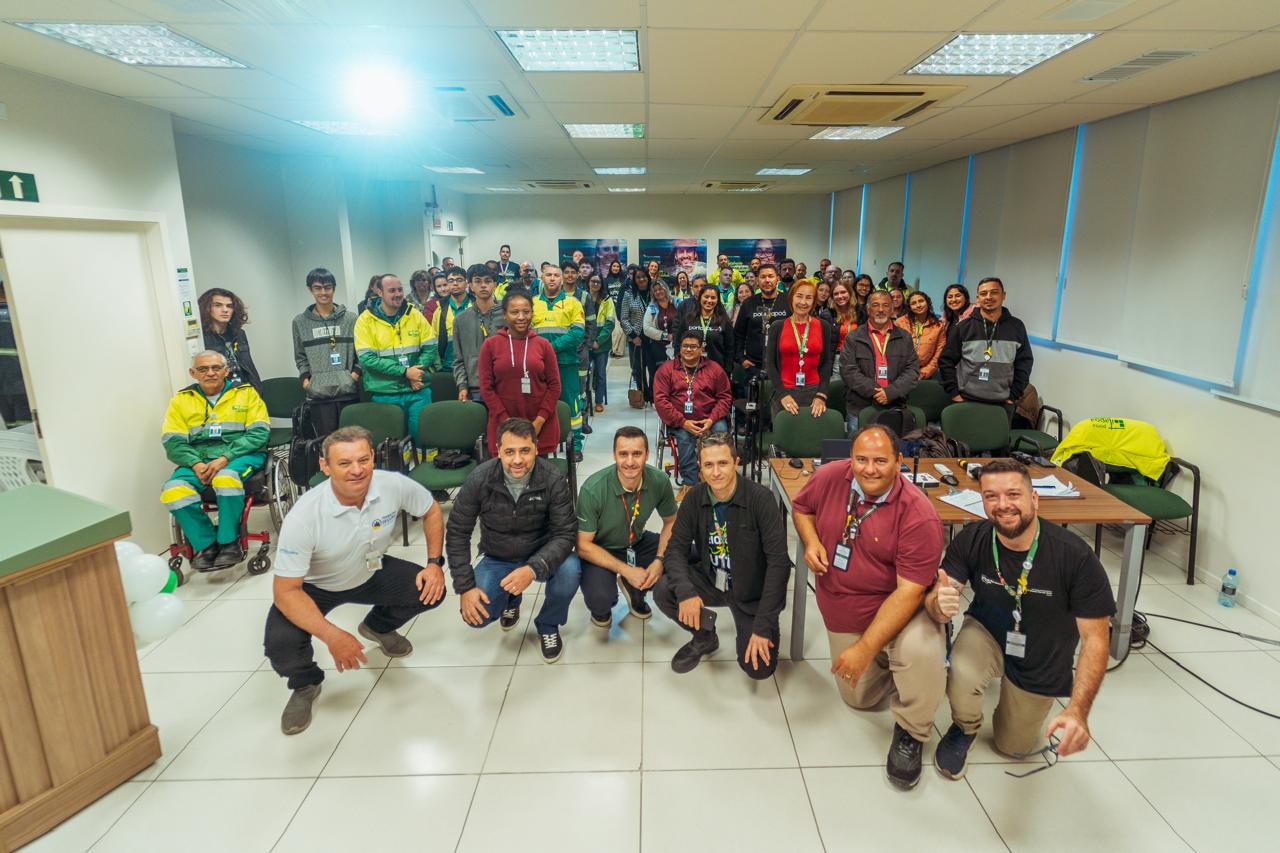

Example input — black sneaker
[617,575,652,620]
[590,611,612,628]
[212,541,245,568]
[539,630,564,663]
[886,723,924,790]
[499,598,521,632]
[671,632,719,674]
[934,723,977,780]
[191,545,219,572]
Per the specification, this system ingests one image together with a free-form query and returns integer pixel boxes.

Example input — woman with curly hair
[199,287,261,389]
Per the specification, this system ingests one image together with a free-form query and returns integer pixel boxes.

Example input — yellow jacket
[354,299,438,393]
[1051,417,1171,482]
[161,380,269,467]
[532,290,586,366]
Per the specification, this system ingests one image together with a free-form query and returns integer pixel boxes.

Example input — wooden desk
[0,485,161,851]
[767,458,1151,662]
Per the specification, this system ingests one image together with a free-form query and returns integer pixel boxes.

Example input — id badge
[714,568,729,592]
[520,375,532,394]
[684,399,694,415]
[397,354,410,367]
[330,351,343,365]
[365,551,382,572]
[626,548,637,566]
[833,543,851,571]
[978,366,991,382]
[877,364,889,380]
[794,371,807,387]
[207,423,222,439]
[1005,630,1027,659]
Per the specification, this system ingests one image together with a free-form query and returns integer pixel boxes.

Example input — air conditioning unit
[521,180,595,191]
[429,82,526,123]
[701,181,771,192]
[759,84,963,127]
[1082,49,1206,82]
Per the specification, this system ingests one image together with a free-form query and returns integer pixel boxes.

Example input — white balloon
[114,541,144,562]
[120,553,170,603]
[129,594,186,645]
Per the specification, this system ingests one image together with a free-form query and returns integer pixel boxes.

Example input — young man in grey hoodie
[452,263,506,406]
[292,268,361,436]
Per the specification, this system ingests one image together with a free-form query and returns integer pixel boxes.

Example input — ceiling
[2,0,1279,194]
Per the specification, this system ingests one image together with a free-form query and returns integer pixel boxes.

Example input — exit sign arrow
[0,170,38,203]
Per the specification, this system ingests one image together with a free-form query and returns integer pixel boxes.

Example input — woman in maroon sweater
[765,279,835,419]
[478,289,561,456]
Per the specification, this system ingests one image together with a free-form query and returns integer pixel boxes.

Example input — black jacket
[203,325,262,391]
[937,307,1033,404]
[665,477,792,635]
[673,306,735,378]
[764,316,836,396]
[839,323,920,414]
[732,291,790,368]
[445,457,576,592]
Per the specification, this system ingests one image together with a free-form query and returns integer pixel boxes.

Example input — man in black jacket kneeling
[654,431,792,679]
[446,417,581,663]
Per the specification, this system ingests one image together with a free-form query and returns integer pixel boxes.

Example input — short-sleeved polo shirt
[792,462,944,633]
[577,464,678,551]
[274,470,433,591]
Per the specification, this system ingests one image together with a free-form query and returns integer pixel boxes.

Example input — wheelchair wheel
[168,556,187,587]
[268,452,296,533]
[248,555,270,575]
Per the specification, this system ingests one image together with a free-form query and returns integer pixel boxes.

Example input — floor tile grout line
[455,655,523,852]
[1141,649,1270,758]
[1111,759,1197,852]
[962,775,1012,853]
[773,672,828,853]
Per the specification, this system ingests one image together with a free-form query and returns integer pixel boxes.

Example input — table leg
[791,536,807,662]
[1110,522,1146,659]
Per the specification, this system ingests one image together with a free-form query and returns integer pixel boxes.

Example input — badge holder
[207,423,222,439]
[330,351,343,365]
[1005,610,1026,658]
[714,568,729,592]
[521,374,532,394]
[626,548,637,566]
[833,543,851,571]
[877,364,888,380]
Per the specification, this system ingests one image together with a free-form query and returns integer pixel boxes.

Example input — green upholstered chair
[1011,402,1065,454]
[429,371,459,404]
[258,376,306,449]
[770,410,847,459]
[409,401,486,496]
[824,378,847,419]
[543,400,578,498]
[940,402,1010,454]
[906,379,952,426]
[1098,459,1201,585]
[857,405,928,436]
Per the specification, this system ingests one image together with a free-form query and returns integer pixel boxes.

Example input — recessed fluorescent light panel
[907,32,1094,76]
[425,166,484,174]
[564,123,645,139]
[498,29,640,72]
[486,186,526,192]
[14,22,245,67]
[594,167,647,175]
[809,126,903,141]
[293,120,387,136]
[756,167,811,176]
[608,187,646,193]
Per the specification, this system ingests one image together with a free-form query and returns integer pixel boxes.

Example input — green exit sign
[0,171,38,203]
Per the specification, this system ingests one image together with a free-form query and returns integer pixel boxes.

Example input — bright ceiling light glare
[564,123,645,139]
[727,187,769,193]
[485,186,526,192]
[809,126,904,140]
[607,187,646,192]
[343,65,410,124]
[907,32,1095,76]
[14,22,245,67]
[756,167,811,176]
[497,29,640,72]
[594,166,646,175]
[425,166,484,174]
[293,120,388,136]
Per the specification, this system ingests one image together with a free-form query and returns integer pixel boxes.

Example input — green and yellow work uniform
[160,380,269,552]
[432,293,473,373]
[532,290,586,451]
[354,298,438,439]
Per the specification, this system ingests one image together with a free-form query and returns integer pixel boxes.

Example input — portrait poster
[638,238,707,280]
[717,239,787,275]
[557,238,627,277]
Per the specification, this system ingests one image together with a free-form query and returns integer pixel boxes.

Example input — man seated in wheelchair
[160,350,269,571]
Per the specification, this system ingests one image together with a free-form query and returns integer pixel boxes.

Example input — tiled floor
[37,361,1280,852]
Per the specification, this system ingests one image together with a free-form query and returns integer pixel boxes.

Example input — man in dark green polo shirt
[577,426,679,627]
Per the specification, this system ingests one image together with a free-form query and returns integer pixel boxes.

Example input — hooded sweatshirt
[292,303,361,400]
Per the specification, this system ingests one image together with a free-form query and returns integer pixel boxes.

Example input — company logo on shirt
[372,511,398,530]
[979,576,1054,597]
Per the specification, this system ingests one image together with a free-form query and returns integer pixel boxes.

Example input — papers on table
[939,489,987,519]
[907,472,939,485]
[1031,475,1080,498]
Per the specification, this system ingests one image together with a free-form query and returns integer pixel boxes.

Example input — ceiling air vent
[430,81,526,122]
[521,180,595,191]
[1083,49,1206,82]
[759,84,962,127]
[702,181,771,192]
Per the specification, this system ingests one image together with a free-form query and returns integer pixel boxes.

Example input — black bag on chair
[1061,451,1106,486]
[871,405,918,438]
[287,435,325,488]
[432,449,472,469]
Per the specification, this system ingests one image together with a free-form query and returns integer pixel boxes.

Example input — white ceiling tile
[966,101,1140,139]
[543,101,645,123]
[569,138,647,159]
[729,109,822,140]
[647,0,820,30]
[469,0,642,28]
[1071,31,1280,103]
[808,0,994,32]
[710,139,802,158]
[1123,0,1280,32]
[647,139,722,157]
[757,31,955,105]
[298,0,482,27]
[648,103,747,138]
[147,67,308,99]
[114,0,310,24]
[0,1,147,22]
[649,29,791,106]
[779,137,947,163]
[527,72,645,104]
[966,0,1168,32]
[907,104,1048,137]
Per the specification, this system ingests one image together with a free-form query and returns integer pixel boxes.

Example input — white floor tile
[642,662,796,770]
[1168,582,1280,652]
[134,671,254,780]
[485,663,642,772]
[777,660,932,767]
[172,561,248,601]
[641,769,824,853]
[323,666,509,776]
[1073,655,1254,760]
[396,593,533,667]
[20,781,147,853]
[1134,586,1257,654]
[642,598,742,664]
[293,602,403,672]
[458,772,639,853]
[1150,651,1280,754]
[805,766,1006,852]
[274,775,476,853]
[967,761,1191,852]
[92,779,312,853]
[138,598,271,673]
[219,565,275,599]
[159,669,379,780]
[776,591,832,661]
[1118,757,1280,853]
[133,600,212,661]
[514,593,644,665]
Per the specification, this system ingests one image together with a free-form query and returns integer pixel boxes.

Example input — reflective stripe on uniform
[160,479,201,510]
[211,469,245,496]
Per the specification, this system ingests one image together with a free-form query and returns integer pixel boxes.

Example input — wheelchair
[167,465,277,585]
[654,421,680,483]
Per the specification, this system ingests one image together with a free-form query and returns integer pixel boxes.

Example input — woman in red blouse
[765,280,835,419]
[478,289,562,456]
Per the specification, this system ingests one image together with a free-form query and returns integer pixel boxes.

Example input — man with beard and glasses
[925,458,1114,781]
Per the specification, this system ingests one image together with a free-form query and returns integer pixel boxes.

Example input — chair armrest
[1039,404,1064,443]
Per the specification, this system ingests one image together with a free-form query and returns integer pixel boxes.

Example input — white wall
[830,187,861,272]
[466,193,831,271]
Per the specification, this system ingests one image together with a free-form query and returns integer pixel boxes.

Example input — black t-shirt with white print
[942,519,1115,697]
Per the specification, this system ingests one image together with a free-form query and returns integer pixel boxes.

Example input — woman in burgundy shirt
[765,280,835,419]
[478,289,561,456]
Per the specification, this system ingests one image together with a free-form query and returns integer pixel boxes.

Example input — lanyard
[789,316,812,358]
[478,308,493,339]
[619,482,643,546]
[869,326,889,356]
[507,333,529,377]
[982,317,998,359]
[991,521,1040,630]
[682,365,699,398]
[711,511,729,556]
[699,313,712,335]
[913,321,924,347]
[842,480,881,543]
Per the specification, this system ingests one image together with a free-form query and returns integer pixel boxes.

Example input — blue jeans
[672,419,729,486]
[590,349,609,405]
[845,411,859,438]
[472,554,582,634]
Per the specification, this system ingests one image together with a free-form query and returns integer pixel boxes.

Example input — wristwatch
[427,556,445,566]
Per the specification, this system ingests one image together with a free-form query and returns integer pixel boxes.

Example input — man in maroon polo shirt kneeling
[791,424,946,789]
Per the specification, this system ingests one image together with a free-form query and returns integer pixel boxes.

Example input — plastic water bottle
[1218,568,1239,608]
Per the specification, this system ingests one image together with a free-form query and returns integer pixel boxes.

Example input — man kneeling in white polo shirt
[264,426,446,735]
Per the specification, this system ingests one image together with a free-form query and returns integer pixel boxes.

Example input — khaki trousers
[947,616,1056,756]
[825,608,947,742]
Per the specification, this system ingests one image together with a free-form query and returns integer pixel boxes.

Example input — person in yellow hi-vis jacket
[160,350,269,571]
[532,262,586,459]
[353,274,438,440]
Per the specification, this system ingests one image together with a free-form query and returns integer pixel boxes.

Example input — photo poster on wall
[717,239,788,275]
[638,238,708,282]
[557,238,628,278]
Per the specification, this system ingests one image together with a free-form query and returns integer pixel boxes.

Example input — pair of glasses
[192,365,226,375]
[1004,734,1061,778]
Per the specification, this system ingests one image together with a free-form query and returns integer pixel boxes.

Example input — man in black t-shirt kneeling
[924,458,1115,780]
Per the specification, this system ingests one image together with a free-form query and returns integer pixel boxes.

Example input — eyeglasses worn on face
[193,366,225,374]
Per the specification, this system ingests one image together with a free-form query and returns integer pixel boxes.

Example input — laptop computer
[819,438,852,464]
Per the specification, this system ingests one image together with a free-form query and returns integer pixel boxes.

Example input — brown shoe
[595,403,604,413]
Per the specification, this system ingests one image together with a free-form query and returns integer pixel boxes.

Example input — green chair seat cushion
[545,456,569,474]
[1103,484,1192,520]
[1010,428,1059,452]
[268,427,293,448]
[308,471,328,488]
[408,460,477,490]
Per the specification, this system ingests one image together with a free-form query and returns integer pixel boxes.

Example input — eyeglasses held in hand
[1004,734,1060,779]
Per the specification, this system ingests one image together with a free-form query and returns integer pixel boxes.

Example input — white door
[0,220,182,549]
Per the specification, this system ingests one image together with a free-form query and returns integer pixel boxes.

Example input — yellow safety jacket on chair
[1051,417,1171,482]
